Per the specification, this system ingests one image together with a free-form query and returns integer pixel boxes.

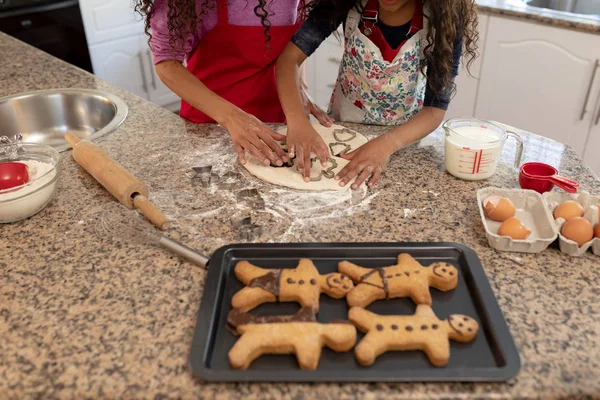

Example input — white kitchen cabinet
[445,13,489,119]
[583,88,600,177]
[137,36,181,110]
[475,15,600,156]
[81,0,180,111]
[305,28,344,111]
[79,0,144,45]
[89,34,149,100]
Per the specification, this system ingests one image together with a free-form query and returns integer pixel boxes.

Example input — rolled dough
[242,122,368,191]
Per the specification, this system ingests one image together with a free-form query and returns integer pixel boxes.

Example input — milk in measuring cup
[445,126,503,180]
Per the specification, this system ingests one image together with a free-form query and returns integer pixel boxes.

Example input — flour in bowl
[0,159,58,222]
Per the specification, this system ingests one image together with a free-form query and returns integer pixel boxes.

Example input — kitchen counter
[477,0,600,33]
[1,32,600,399]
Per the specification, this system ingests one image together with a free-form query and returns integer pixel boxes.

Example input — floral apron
[329,0,428,125]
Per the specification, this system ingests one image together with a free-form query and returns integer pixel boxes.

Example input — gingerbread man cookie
[339,254,458,307]
[232,259,354,312]
[349,305,479,367]
[228,308,357,370]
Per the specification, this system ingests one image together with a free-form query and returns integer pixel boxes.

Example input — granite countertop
[477,0,600,33]
[1,33,600,399]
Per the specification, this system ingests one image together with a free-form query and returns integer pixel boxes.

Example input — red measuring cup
[519,162,579,194]
[0,161,30,190]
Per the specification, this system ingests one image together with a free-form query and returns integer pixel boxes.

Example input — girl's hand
[286,120,330,181]
[223,108,288,166]
[336,136,394,189]
[300,84,334,127]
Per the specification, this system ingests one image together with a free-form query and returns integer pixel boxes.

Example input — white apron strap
[344,0,369,40]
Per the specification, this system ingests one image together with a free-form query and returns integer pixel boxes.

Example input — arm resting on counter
[155,60,235,125]
[384,106,447,152]
[154,60,287,166]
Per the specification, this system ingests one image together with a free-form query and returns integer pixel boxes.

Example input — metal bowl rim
[0,88,129,152]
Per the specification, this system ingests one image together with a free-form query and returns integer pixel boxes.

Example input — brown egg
[594,223,600,239]
[483,195,516,222]
[561,217,594,247]
[498,217,531,240]
[553,201,584,220]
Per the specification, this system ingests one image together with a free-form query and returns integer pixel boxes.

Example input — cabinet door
[80,0,143,45]
[475,16,600,156]
[305,28,344,111]
[138,36,181,110]
[445,12,489,119]
[89,35,148,99]
[583,83,600,177]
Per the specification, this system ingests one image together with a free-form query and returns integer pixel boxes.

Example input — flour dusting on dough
[242,122,369,191]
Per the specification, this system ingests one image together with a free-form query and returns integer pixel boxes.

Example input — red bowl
[519,162,557,194]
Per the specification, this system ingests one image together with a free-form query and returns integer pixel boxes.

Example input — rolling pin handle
[65,132,81,147]
[132,194,169,230]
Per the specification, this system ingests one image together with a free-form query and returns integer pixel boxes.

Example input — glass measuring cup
[443,118,523,181]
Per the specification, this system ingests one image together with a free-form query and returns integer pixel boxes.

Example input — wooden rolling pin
[65,133,169,230]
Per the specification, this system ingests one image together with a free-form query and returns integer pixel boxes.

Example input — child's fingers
[352,166,374,190]
[302,146,312,182]
[338,164,362,187]
[308,103,333,127]
[288,144,296,159]
[244,140,270,166]
[235,144,246,165]
[340,150,357,160]
[368,169,382,187]
[315,139,329,167]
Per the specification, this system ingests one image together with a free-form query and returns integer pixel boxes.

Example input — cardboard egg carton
[477,187,558,253]
[543,192,600,257]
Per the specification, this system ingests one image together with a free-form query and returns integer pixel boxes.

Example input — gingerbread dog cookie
[339,254,458,307]
[349,305,479,367]
[232,259,354,312]
[228,308,357,370]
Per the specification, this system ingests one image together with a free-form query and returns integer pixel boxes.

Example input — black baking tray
[189,243,521,382]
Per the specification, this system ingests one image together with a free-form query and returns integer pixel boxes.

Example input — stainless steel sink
[0,88,128,152]
[525,0,600,17]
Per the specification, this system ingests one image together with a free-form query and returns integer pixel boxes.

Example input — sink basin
[0,89,128,152]
[525,0,600,17]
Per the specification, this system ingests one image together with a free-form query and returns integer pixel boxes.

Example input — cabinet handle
[146,50,157,90]
[327,57,341,64]
[595,99,600,125]
[580,59,599,120]
[137,53,149,93]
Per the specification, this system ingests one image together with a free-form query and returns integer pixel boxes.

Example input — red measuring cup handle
[549,175,580,193]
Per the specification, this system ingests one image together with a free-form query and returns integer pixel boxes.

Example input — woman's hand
[222,108,288,166]
[286,120,330,181]
[336,135,394,189]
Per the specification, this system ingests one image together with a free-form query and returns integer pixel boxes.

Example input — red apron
[361,0,423,63]
[180,0,300,123]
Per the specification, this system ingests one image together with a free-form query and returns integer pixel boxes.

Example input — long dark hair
[134,1,303,51]
[300,0,479,97]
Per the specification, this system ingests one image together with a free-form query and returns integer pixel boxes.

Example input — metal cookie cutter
[231,216,263,241]
[329,142,351,157]
[333,128,356,143]
[218,171,242,190]
[191,166,219,188]
[236,188,265,210]
[322,158,338,179]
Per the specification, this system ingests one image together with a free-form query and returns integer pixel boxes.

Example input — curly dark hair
[134,1,306,52]
[300,0,479,98]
